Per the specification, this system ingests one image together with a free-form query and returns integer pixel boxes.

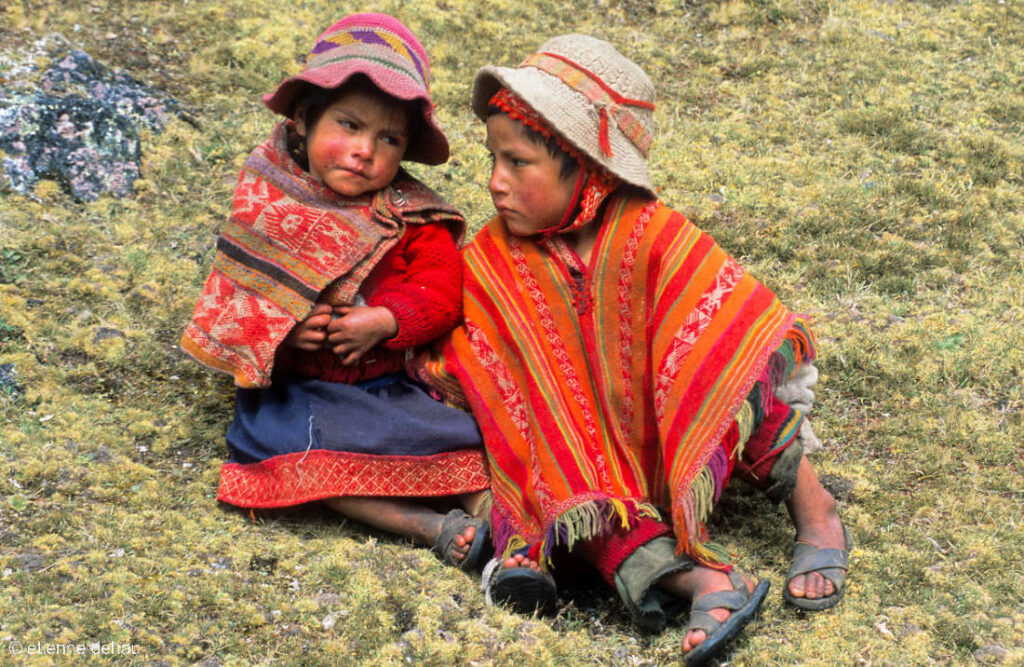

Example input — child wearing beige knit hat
[413,34,849,665]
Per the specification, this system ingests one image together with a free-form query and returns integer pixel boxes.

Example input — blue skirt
[218,374,489,508]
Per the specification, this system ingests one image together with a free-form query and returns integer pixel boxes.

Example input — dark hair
[486,106,579,180]
[287,74,423,168]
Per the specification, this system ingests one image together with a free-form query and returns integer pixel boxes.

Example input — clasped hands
[285,302,398,366]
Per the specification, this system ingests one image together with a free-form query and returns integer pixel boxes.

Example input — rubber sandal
[782,524,852,611]
[683,571,770,667]
[481,557,558,616]
[431,509,490,572]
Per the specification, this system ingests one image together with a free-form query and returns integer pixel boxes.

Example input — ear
[293,103,309,138]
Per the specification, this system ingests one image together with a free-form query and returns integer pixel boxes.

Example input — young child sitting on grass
[181,13,490,571]
[412,34,850,664]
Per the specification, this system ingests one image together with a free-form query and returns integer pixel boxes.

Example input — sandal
[783,524,852,611]
[683,571,770,667]
[481,557,558,616]
[431,509,490,572]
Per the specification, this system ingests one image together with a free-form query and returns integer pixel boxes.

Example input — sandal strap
[687,608,724,636]
[432,509,486,570]
[686,570,750,634]
[690,590,748,614]
[788,544,848,573]
[786,527,851,589]
[431,509,467,559]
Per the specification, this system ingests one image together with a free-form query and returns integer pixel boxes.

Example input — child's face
[485,114,579,237]
[296,87,409,197]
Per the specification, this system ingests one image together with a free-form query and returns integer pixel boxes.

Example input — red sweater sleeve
[363,222,463,349]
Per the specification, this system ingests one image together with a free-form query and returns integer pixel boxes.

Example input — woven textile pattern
[217,448,488,508]
[309,26,428,88]
[417,193,814,562]
[181,121,464,388]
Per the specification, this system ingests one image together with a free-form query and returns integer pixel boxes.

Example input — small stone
[0,45,182,201]
[820,474,854,502]
[93,327,125,343]
[974,643,1009,663]
[17,550,46,572]
[314,592,344,607]
[321,609,347,630]
[0,364,22,399]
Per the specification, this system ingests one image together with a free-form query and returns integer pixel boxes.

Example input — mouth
[338,166,366,178]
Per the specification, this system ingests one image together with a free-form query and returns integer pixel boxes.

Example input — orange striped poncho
[413,193,815,565]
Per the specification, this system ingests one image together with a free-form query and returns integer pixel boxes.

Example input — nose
[351,133,374,160]
[488,163,508,197]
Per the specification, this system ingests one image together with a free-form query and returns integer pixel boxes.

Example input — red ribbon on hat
[522,51,654,158]
[598,107,612,156]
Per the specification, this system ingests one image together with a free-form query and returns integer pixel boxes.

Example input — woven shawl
[415,194,814,563]
[182,121,465,388]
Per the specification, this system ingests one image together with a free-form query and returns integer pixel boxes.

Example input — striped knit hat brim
[263,13,449,165]
[472,34,655,194]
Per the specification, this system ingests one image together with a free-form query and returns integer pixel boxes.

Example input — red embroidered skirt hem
[217,448,490,508]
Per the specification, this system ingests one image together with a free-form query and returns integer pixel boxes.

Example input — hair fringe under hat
[263,13,449,165]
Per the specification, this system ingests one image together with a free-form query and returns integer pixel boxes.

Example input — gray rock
[0,42,182,201]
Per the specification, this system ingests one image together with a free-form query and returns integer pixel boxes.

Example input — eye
[512,157,529,168]
[381,134,404,147]
[337,118,357,131]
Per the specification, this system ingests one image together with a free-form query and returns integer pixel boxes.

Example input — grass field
[1,0,1022,664]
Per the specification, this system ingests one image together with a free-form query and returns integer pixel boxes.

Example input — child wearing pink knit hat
[182,13,490,571]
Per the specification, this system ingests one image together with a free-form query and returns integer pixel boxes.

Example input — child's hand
[326,305,398,366]
[284,303,334,351]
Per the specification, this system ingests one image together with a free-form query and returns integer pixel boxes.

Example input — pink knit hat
[263,13,449,165]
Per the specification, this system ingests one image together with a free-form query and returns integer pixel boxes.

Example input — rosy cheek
[315,134,353,157]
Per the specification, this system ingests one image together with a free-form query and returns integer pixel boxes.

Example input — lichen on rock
[0,36,181,201]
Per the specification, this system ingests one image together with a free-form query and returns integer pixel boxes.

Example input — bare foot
[502,551,541,572]
[484,549,556,615]
[658,566,756,654]
[786,455,847,601]
[449,524,477,563]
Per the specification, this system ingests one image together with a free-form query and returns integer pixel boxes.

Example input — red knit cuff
[367,293,417,348]
[735,398,802,490]
[368,291,459,350]
[581,516,672,587]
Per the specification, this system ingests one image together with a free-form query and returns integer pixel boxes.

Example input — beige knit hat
[472,34,656,194]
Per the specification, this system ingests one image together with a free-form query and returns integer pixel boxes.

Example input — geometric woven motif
[218,448,489,508]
